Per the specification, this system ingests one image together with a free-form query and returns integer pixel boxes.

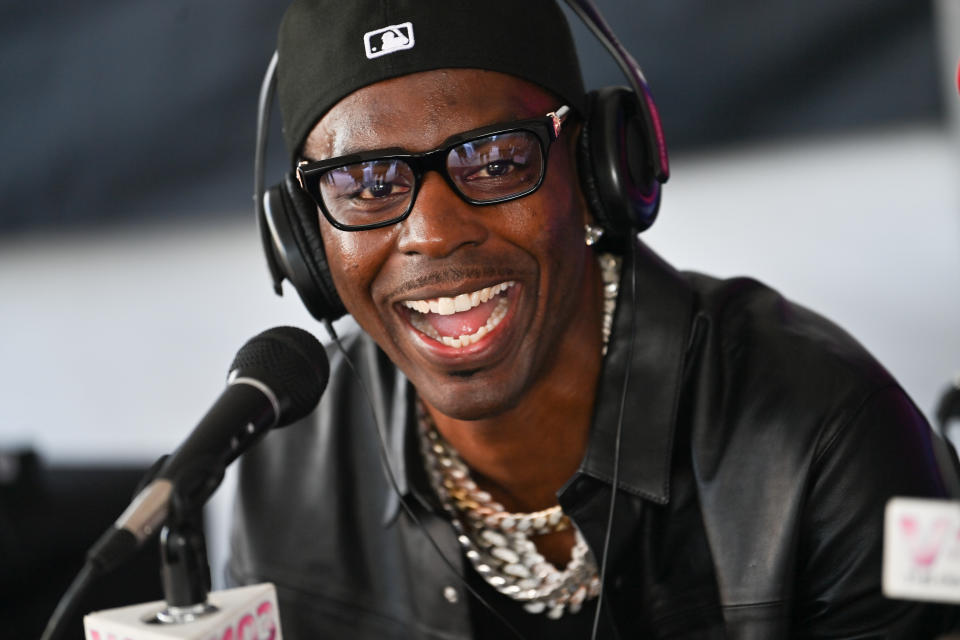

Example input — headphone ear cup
[260,173,347,322]
[577,86,662,249]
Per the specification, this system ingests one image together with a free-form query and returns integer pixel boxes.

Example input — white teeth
[401,281,515,316]
[408,295,510,347]
[437,297,456,315]
[402,280,516,349]
[454,293,472,312]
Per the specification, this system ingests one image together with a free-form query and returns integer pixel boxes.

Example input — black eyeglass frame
[296,105,571,231]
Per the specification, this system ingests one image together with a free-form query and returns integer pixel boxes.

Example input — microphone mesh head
[228,326,329,426]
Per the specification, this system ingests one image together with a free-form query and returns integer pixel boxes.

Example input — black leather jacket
[229,242,958,638]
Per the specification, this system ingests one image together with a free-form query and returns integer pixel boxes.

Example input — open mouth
[399,281,516,349]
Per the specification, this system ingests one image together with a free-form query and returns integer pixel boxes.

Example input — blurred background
[2,0,959,635]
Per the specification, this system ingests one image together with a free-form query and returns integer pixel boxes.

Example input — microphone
[41,326,328,640]
[95,326,329,572]
[99,326,329,572]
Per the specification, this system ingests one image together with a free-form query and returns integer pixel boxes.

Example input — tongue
[427,296,500,338]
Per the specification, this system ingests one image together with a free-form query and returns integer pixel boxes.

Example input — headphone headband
[254,51,285,296]
[562,0,669,182]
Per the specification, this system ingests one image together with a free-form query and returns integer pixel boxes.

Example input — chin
[414,369,528,421]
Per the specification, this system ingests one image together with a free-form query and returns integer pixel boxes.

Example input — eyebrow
[302,110,541,164]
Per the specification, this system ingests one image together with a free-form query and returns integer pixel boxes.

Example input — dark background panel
[0,1,943,233]
[568,1,942,148]
[0,451,165,638]
[0,0,289,233]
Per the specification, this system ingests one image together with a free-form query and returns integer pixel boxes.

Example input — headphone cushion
[279,174,348,320]
[577,90,620,249]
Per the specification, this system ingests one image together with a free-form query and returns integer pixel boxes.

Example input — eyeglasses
[297,106,571,231]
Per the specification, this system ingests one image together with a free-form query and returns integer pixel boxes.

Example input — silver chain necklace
[418,253,620,619]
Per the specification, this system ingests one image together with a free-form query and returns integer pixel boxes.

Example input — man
[229,1,958,637]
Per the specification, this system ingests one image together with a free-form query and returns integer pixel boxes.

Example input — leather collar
[577,240,695,504]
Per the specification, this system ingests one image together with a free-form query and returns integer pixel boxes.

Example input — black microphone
[41,327,329,640]
[92,326,329,574]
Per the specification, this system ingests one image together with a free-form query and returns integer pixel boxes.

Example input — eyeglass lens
[318,130,544,228]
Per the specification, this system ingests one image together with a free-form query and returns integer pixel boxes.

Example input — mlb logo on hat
[364,22,415,59]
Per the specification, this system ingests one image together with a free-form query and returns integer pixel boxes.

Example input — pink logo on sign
[257,600,278,640]
[203,599,278,640]
[900,515,950,566]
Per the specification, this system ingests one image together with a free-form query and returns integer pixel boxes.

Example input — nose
[396,172,489,258]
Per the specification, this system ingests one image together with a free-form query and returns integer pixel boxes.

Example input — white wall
[0,219,332,463]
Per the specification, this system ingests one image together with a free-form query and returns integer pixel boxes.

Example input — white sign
[883,497,960,603]
[84,583,281,640]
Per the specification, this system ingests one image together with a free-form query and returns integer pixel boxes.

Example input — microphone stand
[154,508,216,623]
[149,459,223,625]
[40,455,223,640]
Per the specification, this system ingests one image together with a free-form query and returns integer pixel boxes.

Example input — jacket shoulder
[682,272,900,446]
[678,275,950,629]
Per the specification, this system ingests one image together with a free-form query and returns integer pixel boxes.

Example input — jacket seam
[720,599,786,611]
[810,382,900,467]
[655,300,698,502]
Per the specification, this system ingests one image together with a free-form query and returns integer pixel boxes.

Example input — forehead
[302,69,559,160]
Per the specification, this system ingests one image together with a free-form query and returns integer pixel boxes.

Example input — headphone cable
[590,237,638,640]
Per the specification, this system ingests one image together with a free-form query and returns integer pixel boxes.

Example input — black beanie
[277,0,586,158]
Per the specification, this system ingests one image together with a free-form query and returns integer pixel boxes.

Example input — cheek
[320,225,387,309]
[527,163,594,308]
[527,162,587,257]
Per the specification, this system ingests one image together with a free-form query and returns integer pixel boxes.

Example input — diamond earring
[584,224,604,247]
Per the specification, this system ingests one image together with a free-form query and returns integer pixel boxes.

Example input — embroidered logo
[363,22,415,59]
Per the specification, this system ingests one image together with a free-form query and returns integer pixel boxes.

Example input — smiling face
[303,69,602,420]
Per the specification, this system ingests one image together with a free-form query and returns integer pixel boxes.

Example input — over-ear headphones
[254,0,669,323]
